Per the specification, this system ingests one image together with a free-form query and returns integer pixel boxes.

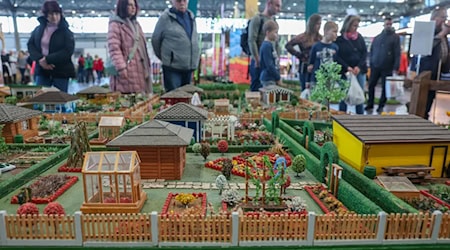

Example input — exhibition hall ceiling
[0,0,447,22]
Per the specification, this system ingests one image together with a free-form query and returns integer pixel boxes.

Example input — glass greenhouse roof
[82,151,140,173]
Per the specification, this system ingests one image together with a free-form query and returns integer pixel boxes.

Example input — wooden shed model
[106,120,194,180]
[80,151,147,214]
[98,116,125,140]
[160,89,192,106]
[154,102,208,142]
[23,87,79,113]
[0,103,42,143]
[332,115,450,178]
[76,86,118,105]
[259,85,293,105]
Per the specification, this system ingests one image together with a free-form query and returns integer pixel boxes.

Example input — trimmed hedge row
[186,145,272,154]
[0,145,70,198]
[337,180,383,214]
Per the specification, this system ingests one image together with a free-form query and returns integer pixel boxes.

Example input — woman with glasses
[27,0,75,93]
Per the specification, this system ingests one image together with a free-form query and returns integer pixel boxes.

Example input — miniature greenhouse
[80,151,147,214]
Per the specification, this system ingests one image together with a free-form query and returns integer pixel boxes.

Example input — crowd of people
[1,0,448,118]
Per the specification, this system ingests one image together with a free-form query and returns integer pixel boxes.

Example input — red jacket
[93,58,104,71]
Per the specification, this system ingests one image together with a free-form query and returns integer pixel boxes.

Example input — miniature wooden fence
[239,214,308,241]
[5,214,75,240]
[81,213,151,242]
[159,214,231,243]
[314,214,378,240]
[2,211,450,246]
[384,213,433,239]
[439,212,450,239]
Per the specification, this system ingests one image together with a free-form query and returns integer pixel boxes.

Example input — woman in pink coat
[107,0,152,95]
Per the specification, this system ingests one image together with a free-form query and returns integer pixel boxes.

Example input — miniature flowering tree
[310,62,349,113]
[192,143,202,155]
[200,142,210,160]
[221,158,233,180]
[175,193,196,207]
[17,202,39,215]
[217,140,229,155]
[215,174,229,195]
[43,202,66,215]
[291,154,306,177]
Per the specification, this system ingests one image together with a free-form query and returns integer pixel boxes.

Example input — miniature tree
[291,154,306,177]
[221,188,242,206]
[192,143,202,155]
[43,202,66,215]
[175,193,196,206]
[66,121,91,169]
[217,139,229,155]
[310,62,349,113]
[221,158,233,180]
[17,202,39,215]
[200,142,210,160]
[215,174,229,195]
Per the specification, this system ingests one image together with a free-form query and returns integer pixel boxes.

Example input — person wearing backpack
[247,0,282,91]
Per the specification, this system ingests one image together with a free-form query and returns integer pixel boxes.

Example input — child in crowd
[259,19,280,87]
[308,21,339,87]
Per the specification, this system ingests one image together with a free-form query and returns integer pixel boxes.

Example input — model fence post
[431,210,443,243]
[0,211,7,246]
[74,211,83,246]
[151,211,159,246]
[376,211,387,243]
[307,212,315,246]
[231,211,239,246]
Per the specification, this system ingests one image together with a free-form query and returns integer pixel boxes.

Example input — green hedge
[337,180,383,214]
[186,145,271,154]
[0,145,70,198]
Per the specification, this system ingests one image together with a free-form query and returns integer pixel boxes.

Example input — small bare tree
[66,121,91,169]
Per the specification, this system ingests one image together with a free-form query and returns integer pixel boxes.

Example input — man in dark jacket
[419,8,449,120]
[365,17,400,113]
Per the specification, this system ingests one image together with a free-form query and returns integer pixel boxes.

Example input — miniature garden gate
[80,151,147,214]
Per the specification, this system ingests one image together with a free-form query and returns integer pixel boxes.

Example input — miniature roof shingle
[259,85,294,94]
[332,114,450,143]
[177,84,204,94]
[106,119,194,146]
[160,89,193,99]
[154,102,208,120]
[77,86,111,95]
[0,103,43,123]
[24,90,79,104]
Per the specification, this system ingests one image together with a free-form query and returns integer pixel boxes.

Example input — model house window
[45,104,56,112]
[21,120,29,130]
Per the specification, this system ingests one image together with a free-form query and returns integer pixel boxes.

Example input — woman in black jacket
[335,15,368,115]
[27,0,75,93]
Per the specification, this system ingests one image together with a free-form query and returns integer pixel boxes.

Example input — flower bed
[304,184,350,215]
[403,190,450,213]
[205,151,291,178]
[58,162,82,172]
[222,198,307,217]
[161,192,207,217]
[11,175,78,204]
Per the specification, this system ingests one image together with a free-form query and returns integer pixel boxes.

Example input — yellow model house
[332,115,450,178]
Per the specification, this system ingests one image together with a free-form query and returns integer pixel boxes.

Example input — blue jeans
[299,62,310,91]
[339,72,366,114]
[249,58,262,91]
[162,66,192,92]
[35,75,69,93]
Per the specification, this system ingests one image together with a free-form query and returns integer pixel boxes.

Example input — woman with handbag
[107,0,152,95]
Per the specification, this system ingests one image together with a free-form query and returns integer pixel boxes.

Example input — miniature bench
[382,165,435,184]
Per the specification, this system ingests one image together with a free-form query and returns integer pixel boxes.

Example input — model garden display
[0,78,449,248]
